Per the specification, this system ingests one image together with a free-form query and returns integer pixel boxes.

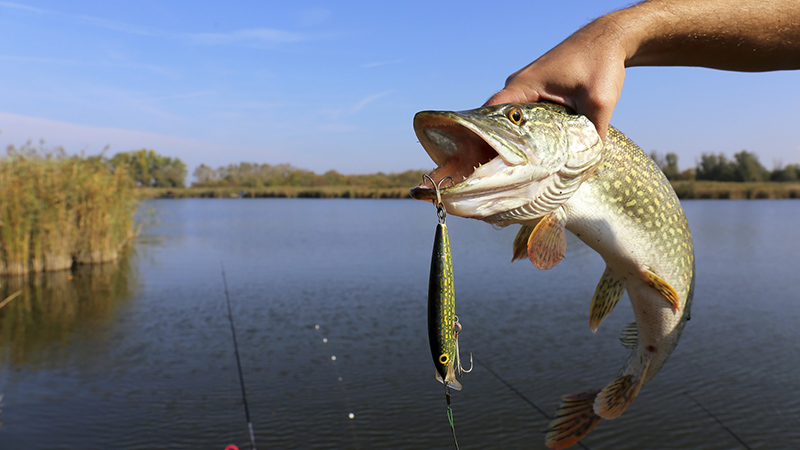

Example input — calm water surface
[1,199,799,449]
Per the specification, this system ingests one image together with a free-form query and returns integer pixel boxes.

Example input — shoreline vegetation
[0,146,138,277]
[1,145,798,276]
[140,181,800,200]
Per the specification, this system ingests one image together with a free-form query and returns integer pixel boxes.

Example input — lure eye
[439,354,450,364]
[507,106,524,125]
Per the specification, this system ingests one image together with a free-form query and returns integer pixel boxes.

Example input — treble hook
[422,174,454,223]
[453,316,473,375]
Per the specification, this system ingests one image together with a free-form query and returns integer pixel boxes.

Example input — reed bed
[0,147,139,276]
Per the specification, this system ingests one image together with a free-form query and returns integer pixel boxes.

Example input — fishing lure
[425,175,472,391]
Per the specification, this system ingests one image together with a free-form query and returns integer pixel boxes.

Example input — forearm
[612,0,800,71]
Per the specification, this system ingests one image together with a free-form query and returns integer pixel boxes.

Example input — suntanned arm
[485,0,800,140]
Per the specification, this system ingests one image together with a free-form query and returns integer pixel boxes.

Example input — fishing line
[474,356,594,450]
[684,392,754,450]
[444,385,461,450]
[221,263,257,450]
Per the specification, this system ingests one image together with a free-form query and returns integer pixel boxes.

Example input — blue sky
[1,1,798,178]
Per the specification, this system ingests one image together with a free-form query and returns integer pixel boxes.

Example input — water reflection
[0,252,138,368]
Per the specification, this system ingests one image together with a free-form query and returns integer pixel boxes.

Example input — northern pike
[426,176,472,390]
[410,103,694,449]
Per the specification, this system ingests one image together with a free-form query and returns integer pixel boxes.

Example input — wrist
[602,2,668,68]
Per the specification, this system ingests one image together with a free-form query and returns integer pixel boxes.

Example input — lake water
[1,198,799,450]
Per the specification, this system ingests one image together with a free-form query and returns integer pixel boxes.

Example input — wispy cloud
[185,28,313,46]
[135,90,217,105]
[361,59,404,69]
[314,91,395,133]
[350,91,394,114]
[0,54,177,77]
[0,1,153,36]
[1,1,322,48]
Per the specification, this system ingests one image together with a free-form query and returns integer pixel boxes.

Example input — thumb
[578,102,611,143]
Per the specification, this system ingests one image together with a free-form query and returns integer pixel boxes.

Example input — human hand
[484,16,629,141]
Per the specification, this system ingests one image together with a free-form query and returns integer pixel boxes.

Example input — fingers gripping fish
[410,103,694,449]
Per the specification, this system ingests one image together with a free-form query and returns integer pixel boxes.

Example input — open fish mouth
[409,111,508,202]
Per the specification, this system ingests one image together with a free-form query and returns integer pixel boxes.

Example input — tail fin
[545,389,602,449]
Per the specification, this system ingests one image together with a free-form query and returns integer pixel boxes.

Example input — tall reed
[0,145,139,276]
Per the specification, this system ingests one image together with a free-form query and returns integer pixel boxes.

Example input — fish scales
[410,102,695,449]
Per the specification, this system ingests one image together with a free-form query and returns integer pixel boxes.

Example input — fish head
[410,103,603,226]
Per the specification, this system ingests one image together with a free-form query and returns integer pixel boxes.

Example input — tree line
[61,146,797,189]
[650,150,799,182]
[191,162,424,189]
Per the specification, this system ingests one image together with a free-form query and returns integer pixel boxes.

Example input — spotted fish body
[427,221,463,390]
[410,103,694,449]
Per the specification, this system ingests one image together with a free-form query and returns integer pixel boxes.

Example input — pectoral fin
[545,390,603,450]
[512,224,535,262]
[527,208,567,270]
[642,268,680,312]
[593,356,651,420]
[589,266,625,333]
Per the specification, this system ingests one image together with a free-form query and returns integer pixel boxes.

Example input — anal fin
[593,356,651,419]
[545,389,603,450]
[589,266,625,333]
[642,268,680,312]
[527,208,567,270]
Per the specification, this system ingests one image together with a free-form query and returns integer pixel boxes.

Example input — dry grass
[0,148,139,276]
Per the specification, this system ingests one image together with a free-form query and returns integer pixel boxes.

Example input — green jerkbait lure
[427,206,471,390]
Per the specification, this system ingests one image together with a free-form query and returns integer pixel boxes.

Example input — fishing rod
[221,263,257,450]
[684,392,754,450]
[474,357,594,450]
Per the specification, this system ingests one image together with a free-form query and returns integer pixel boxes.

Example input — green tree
[770,163,800,182]
[732,150,768,182]
[650,151,679,180]
[696,153,736,181]
[111,149,186,187]
[193,164,218,185]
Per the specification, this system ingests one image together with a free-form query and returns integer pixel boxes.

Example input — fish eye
[439,354,449,364]
[507,107,524,125]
